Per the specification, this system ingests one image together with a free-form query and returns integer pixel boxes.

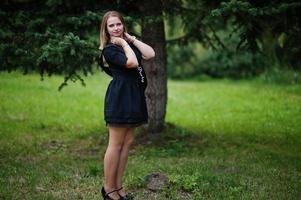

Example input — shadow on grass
[134,122,204,155]
[134,122,301,169]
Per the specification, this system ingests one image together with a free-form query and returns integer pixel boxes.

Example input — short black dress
[102,42,148,127]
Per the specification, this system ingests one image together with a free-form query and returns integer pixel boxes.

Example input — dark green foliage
[167,44,267,79]
[1,0,300,83]
[258,67,301,84]
[167,29,267,79]
[167,44,191,79]
[0,0,107,90]
[209,0,301,69]
[165,0,301,79]
[37,32,96,90]
[0,0,156,89]
[196,50,266,79]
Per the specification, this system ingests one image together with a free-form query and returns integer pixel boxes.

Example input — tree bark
[140,0,167,133]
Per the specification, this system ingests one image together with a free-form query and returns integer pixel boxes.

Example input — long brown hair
[99,11,127,49]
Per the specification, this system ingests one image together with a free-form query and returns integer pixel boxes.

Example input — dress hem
[106,121,147,128]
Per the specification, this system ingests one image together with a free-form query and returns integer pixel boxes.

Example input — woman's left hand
[111,36,127,46]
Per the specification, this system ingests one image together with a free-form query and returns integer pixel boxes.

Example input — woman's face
[106,16,124,38]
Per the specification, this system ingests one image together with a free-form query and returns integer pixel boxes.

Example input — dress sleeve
[103,45,127,67]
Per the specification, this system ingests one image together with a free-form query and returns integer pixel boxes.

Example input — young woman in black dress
[99,11,155,200]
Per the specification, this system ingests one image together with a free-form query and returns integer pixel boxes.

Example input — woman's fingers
[111,36,126,46]
[124,32,131,39]
[124,33,135,43]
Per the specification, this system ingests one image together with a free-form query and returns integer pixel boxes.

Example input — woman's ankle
[103,185,116,192]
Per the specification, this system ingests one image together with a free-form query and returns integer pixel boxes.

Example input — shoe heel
[101,186,120,200]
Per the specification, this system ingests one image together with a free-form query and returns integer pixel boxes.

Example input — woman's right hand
[110,36,127,47]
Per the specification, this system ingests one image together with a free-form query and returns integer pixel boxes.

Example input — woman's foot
[101,186,121,200]
[117,187,126,197]
[116,187,134,200]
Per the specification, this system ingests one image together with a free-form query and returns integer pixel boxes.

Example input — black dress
[102,42,148,127]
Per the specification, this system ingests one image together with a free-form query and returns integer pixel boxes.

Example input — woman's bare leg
[115,127,135,196]
[103,127,127,199]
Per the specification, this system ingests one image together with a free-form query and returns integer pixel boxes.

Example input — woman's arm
[111,36,139,68]
[125,33,155,60]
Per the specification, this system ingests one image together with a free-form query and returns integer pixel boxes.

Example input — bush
[196,49,268,79]
[257,68,301,85]
[167,43,202,79]
[167,43,268,79]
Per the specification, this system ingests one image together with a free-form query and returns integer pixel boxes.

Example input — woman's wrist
[122,42,129,48]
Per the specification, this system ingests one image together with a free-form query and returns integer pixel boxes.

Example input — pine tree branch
[208,24,229,51]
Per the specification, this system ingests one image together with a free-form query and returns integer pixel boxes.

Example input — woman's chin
[113,33,123,37]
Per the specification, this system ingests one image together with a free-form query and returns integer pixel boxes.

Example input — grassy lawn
[0,71,300,200]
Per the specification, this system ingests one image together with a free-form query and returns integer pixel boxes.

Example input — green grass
[0,71,300,199]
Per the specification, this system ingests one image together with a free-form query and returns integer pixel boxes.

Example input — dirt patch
[41,140,67,151]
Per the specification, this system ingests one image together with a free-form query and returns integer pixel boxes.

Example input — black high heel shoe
[101,187,121,200]
[116,187,134,200]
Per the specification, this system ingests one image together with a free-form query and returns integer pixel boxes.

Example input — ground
[0,71,300,199]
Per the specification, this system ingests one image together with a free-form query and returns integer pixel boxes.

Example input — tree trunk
[140,0,167,133]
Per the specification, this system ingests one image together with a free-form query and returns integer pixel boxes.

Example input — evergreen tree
[0,0,168,133]
[1,0,300,134]
[165,0,301,69]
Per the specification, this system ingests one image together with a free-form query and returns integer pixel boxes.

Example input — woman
[99,11,155,200]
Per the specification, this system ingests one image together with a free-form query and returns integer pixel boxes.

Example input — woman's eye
[117,23,122,26]
[108,24,114,27]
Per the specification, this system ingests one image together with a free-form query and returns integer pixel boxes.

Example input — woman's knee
[107,141,123,151]
[125,137,134,146]
[107,127,127,150]
[124,130,135,146]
